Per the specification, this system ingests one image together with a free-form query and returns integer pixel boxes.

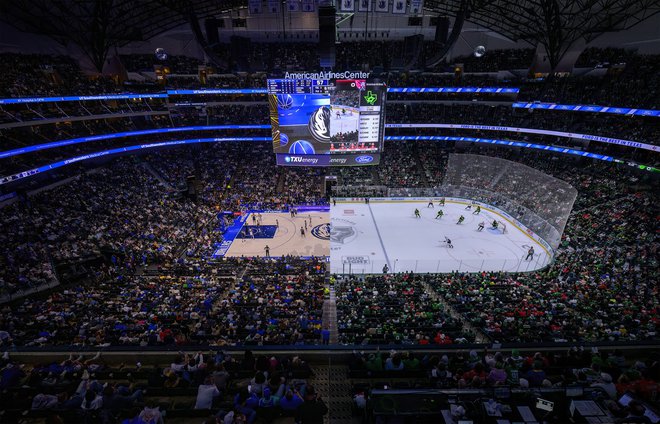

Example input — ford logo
[355,155,374,164]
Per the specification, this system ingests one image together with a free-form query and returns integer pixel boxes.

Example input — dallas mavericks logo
[308,106,331,142]
[311,223,331,240]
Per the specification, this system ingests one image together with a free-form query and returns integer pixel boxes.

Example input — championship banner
[302,0,315,12]
[340,0,355,12]
[268,0,281,13]
[392,0,406,13]
[249,0,263,14]
[375,0,389,12]
[287,0,301,11]
[358,0,373,12]
[410,0,423,14]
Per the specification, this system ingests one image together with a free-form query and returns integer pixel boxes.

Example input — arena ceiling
[427,0,660,44]
[1,0,659,69]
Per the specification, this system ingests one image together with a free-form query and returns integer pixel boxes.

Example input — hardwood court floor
[225,212,330,258]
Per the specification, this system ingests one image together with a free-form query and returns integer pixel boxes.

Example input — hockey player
[457,215,465,224]
[428,200,434,208]
[473,206,481,215]
[477,221,485,231]
[439,198,445,206]
[435,210,444,219]
[444,237,453,248]
[465,204,472,211]
[492,220,498,230]
[525,246,535,261]
[414,208,421,218]
[336,110,341,120]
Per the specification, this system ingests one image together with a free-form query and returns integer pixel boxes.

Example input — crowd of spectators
[0,49,658,108]
[348,346,660,421]
[442,48,536,72]
[0,97,167,125]
[336,273,472,345]
[0,47,657,358]
[0,54,115,98]
[384,104,659,168]
[0,349,326,424]
[0,200,57,299]
[1,41,660,424]
[432,240,657,344]
[0,254,328,348]
[377,140,429,187]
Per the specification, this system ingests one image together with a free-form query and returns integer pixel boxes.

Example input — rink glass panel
[442,154,577,251]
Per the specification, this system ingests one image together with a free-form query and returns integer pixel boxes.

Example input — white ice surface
[330,106,360,136]
[330,200,551,274]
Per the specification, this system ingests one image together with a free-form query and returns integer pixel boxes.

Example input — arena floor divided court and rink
[330,198,552,274]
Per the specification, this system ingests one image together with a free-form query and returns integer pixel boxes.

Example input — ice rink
[330,199,552,274]
[330,106,359,136]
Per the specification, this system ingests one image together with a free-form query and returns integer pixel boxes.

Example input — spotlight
[474,45,486,58]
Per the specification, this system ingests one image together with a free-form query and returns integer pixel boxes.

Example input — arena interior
[0,1,658,423]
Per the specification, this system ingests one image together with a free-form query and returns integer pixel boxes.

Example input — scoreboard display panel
[268,78,386,166]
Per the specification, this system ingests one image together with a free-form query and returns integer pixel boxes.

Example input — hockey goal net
[496,220,507,234]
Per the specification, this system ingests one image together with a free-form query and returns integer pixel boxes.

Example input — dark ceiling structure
[1,0,659,71]
[425,0,660,68]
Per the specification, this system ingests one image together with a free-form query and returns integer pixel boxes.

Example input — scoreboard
[268,78,386,166]
[267,79,330,94]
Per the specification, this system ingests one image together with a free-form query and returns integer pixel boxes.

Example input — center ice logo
[311,223,331,240]
[330,225,356,244]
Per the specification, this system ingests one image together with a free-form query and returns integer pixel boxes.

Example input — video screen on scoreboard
[268,78,386,166]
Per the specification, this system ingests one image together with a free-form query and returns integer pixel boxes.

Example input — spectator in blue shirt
[279,389,304,414]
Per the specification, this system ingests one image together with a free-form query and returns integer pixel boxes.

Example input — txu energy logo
[363,90,377,105]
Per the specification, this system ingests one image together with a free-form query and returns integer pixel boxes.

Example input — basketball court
[214,210,330,258]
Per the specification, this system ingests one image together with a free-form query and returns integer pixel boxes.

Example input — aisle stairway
[322,282,339,344]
